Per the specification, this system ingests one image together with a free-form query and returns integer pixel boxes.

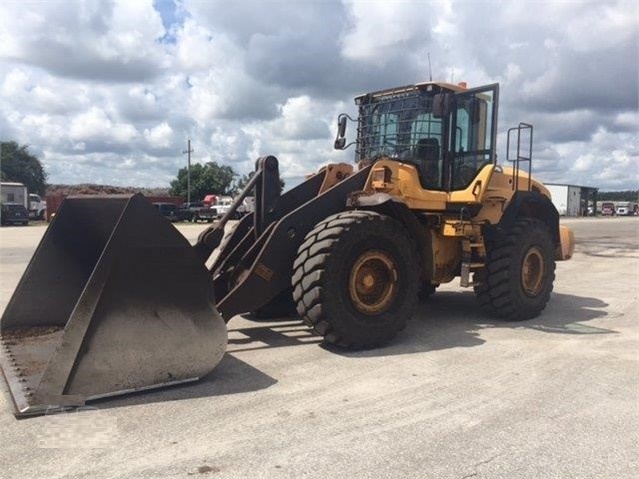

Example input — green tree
[1,141,47,195]
[598,190,638,201]
[169,161,237,200]
[232,171,286,195]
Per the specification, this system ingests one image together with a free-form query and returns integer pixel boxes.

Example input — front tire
[292,211,419,349]
[474,218,555,320]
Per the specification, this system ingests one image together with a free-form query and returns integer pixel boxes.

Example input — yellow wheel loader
[0,82,574,416]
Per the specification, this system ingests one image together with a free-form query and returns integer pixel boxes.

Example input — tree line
[169,162,285,200]
[597,190,639,201]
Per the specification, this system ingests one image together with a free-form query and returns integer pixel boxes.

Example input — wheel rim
[348,250,398,315]
[521,246,545,297]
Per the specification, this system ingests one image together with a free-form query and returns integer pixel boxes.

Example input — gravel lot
[0,217,637,479]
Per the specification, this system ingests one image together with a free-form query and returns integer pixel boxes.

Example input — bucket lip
[0,328,82,417]
[0,351,201,416]
[0,348,49,416]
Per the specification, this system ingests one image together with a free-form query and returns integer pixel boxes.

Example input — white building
[546,183,598,216]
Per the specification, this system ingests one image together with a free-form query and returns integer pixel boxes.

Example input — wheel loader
[0,81,574,416]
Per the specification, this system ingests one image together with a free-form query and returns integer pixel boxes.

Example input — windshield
[357,91,443,189]
[355,85,496,191]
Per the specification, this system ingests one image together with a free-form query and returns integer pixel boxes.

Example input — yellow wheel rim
[348,250,398,315]
[521,246,545,297]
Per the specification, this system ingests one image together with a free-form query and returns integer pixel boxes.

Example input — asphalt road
[0,217,637,479]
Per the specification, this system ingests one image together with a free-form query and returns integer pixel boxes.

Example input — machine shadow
[227,319,322,353]
[91,290,611,410]
[327,290,614,359]
[94,354,277,411]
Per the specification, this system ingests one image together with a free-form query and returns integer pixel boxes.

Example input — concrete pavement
[0,217,637,478]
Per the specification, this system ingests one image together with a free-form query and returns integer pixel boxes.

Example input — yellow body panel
[368,159,448,210]
[366,159,551,218]
[557,225,575,260]
[430,231,461,284]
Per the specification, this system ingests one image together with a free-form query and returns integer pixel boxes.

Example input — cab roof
[354,81,468,102]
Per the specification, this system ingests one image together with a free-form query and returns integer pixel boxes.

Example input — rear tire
[474,218,555,320]
[292,211,419,349]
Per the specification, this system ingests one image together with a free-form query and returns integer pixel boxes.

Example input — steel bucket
[0,194,227,416]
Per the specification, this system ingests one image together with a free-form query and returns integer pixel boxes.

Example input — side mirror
[433,93,451,119]
[334,114,347,150]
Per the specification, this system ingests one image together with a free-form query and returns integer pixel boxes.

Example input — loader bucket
[0,194,227,416]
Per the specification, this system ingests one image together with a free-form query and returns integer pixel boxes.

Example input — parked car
[1,203,29,226]
[152,202,179,222]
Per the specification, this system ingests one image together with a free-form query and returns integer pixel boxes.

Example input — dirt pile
[46,184,170,197]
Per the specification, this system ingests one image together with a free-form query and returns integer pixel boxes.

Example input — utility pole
[182,139,194,204]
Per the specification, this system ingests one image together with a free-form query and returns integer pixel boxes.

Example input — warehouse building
[546,183,598,216]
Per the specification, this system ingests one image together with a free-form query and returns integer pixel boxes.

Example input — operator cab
[335,82,499,192]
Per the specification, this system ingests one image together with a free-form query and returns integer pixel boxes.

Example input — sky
[0,0,637,190]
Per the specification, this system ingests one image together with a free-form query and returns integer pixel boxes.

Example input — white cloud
[340,1,437,63]
[0,0,636,190]
[69,107,138,144]
[144,122,173,148]
[0,0,167,81]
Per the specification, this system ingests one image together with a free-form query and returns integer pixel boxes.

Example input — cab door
[448,84,499,191]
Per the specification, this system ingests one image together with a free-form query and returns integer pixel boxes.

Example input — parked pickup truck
[28,193,46,220]
[214,196,254,220]
[152,202,179,222]
[178,202,217,223]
